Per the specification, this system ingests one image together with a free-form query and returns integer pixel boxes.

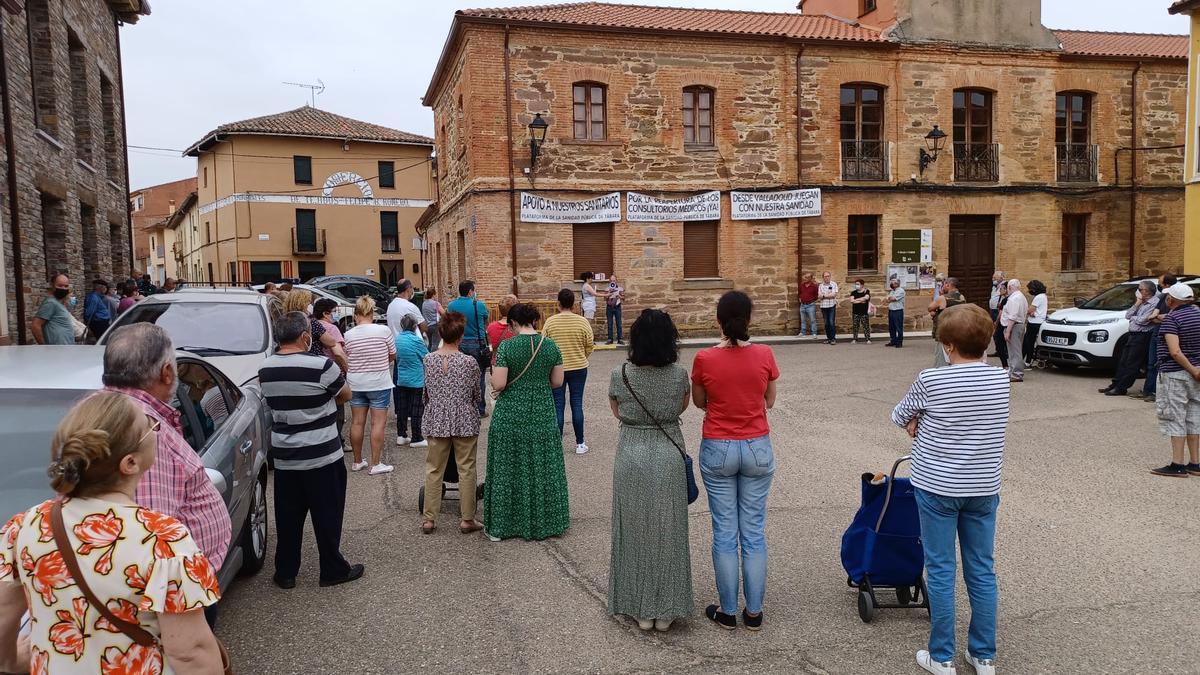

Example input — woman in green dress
[607,309,694,631]
[485,302,570,541]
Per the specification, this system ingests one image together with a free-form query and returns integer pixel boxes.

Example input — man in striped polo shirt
[892,303,1010,675]
[259,311,363,589]
[1151,283,1200,478]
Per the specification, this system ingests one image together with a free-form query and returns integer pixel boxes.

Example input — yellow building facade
[180,107,435,286]
[1172,0,1200,273]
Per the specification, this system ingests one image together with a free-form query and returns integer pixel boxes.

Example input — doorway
[948,216,996,308]
[379,260,402,287]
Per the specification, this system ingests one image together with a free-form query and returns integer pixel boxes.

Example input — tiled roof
[458,2,885,41]
[184,106,433,156]
[1052,29,1189,59]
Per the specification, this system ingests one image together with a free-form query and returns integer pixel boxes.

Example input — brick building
[0,0,146,344]
[421,0,1189,334]
[129,176,195,281]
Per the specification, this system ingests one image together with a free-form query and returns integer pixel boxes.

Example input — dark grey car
[0,346,270,593]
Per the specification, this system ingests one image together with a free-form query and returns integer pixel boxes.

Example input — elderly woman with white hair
[1000,279,1029,382]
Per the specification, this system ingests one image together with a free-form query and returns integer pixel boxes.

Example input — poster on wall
[920,229,933,263]
[729,188,822,220]
[886,264,919,289]
[892,230,921,264]
[918,264,937,290]
[519,192,621,223]
[626,190,721,222]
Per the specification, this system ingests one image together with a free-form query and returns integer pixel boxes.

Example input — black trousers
[1111,331,1150,392]
[991,310,1008,367]
[394,386,425,442]
[273,459,352,582]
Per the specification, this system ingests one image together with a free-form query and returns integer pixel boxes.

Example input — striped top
[258,352,346,470]
[343,323,396,391]
[542,311,594,371]
[891,362,1011,497]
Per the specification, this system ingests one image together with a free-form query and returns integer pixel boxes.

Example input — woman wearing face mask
[1101,279,1159,396]
[284,289,348,373]
[849,279,872,344]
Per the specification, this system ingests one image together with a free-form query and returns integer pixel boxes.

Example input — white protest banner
[626,190,721,222]
[730,188,822,220]
[519,192,621,223]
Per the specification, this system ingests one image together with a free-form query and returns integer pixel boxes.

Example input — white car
[250,283,383,332]
[1037,277,1200,370]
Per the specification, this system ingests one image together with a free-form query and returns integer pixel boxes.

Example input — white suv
[1037,277,1200,370]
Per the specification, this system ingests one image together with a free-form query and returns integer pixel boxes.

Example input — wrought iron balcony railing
[840,140,889,181]
[292,227,327,256]
[953,143,999,182]
[1056,143,1099,183]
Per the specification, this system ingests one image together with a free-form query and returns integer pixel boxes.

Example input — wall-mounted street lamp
[918,125,948,175]
[528,113,550,169]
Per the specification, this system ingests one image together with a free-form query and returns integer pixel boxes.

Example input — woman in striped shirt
[343,296,396,475]
[892,303,1010,675]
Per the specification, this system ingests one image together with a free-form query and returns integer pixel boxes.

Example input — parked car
[307,275,393,311]
[251,283,383,332]
[103,287,274,386]
[1038,276,1200,370]
[0,346,271,592]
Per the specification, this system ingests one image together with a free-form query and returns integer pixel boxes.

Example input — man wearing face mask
[31,272,76,345]
[1100,279,1159,396]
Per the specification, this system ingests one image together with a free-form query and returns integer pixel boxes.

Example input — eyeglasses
[136,414,162,446]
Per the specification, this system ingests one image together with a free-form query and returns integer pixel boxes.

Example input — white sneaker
[396,436,410,446]
[966,655,995,675]
[410,439,429,448]
[654,618,674,632]
[350,461,368,472]
[368,463,394,475]
[917,650,957,675]
[575,443,589,455]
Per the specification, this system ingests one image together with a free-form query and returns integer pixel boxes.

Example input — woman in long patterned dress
[0,392,223,674]
[607,309,693,632]
[484,303,569,541]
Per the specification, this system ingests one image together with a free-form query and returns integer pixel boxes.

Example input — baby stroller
[416,460,484,514]
[841,455,930,623]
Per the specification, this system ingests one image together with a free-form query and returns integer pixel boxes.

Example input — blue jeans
[888,308,904,346]
[699,435,775,615]
[606,304,623,342]
[460,341,489,415]
[1145,327,1161,396]
[821,306,837,341]
[350,388,391,409]
[915,488,1000,663]
[799,303,817,336]
[552,367,588,444]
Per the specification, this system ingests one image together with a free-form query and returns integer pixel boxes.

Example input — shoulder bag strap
[472,300,486,343]
[621,364,686,460]
[503,335,544,391]
[50,500,158,648]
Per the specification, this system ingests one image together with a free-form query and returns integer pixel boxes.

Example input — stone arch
[323,171,374,199]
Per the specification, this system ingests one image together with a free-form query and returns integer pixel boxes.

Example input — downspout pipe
[115,16,135,277]
[1128,61,1142,279]
[503,24,519,296]
[0,14,27,343]
[795,44,805,304]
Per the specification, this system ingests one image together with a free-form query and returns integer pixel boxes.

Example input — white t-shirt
[1030,294,1048,324]
[342,323,396,392]
[386,297,424,337]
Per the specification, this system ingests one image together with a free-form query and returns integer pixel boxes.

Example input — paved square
[217,341,1197,674]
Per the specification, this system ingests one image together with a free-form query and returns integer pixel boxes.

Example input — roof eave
[184,130,433,157]
[1169,0,1200,15]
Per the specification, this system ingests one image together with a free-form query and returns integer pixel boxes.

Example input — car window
[0,388,92,520]
[172,388,204,453]
[1080,284,1137,311]
[111,301,268,355]
[178,361,233,442]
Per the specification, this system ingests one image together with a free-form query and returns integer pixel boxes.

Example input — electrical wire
[128,144,435,161]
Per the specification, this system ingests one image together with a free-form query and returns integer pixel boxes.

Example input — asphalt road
[216,340,1198,674]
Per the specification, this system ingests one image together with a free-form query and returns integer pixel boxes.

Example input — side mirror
[205,468,227,495]
[1073,297,1087,308]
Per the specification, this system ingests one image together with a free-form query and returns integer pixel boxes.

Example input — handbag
[71,314,88,341]
[621,364,699,504]
[492,334,543,400]
[50,500,234,674]
[472,300,492,372]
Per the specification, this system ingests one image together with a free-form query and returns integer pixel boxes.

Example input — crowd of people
[31,271,181,345]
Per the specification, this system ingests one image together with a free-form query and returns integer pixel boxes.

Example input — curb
[593,332,938,350]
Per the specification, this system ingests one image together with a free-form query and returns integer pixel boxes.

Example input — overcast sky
[120,0,1190,189]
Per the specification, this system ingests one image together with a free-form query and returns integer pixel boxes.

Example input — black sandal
[705,604,736,630]
[742,609,763,631]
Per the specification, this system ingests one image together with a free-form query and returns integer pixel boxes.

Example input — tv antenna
[283,79,325,106]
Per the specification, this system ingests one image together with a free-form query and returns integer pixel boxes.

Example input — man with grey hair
[258,312,362,589]
[988,271,1008,360]
[101,323,232,579]
[1001,279,1029,382]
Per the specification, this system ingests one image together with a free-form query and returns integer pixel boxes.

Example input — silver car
[0,346,271,592]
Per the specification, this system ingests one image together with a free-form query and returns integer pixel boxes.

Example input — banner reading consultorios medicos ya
[626,190,721,222]
[519,192,622,223]
[729,188,822,220]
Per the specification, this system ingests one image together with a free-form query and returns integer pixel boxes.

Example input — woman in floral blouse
[420,312,483,535]
[0,392,223,674]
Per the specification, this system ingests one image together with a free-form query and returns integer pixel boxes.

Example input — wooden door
[948,216,996,308]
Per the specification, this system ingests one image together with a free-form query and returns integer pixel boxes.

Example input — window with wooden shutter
[380,212,399,252]
[682,86,714,147]
[683,222,719,279]
[572,82,607,140]
[456,230,467,282]
[847,215,879,272]
[572,223,613,281]
[295,209,317,252]
[1061,213,1087,270]
[293,156,312,185]
[378,161,395,189]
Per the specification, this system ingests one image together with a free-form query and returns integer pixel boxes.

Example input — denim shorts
[350,388,392,409]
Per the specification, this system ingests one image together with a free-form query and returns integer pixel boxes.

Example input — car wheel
[238,468,269,577]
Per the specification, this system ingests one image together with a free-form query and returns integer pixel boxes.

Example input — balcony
[1056,143,1099,183]
[840,140,889,181]
[292,227,327,256]
[953,143,999,182]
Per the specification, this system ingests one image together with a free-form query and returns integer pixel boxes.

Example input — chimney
[168,199,176,215]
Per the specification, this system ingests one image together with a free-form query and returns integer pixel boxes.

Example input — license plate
[1045,336,1069,346]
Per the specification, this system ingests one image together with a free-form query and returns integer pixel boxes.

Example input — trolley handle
[874,455,912,533]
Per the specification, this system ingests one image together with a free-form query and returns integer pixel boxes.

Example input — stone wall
[1,0,132,343]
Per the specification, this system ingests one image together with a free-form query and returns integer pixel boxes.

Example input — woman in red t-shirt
[487,294,520,365]
[691,290,779,631]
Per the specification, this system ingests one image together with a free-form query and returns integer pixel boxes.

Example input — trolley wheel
[917,577,931,616]
[857,590,876,623]
[417,485,425,514]
[896,585,912,606]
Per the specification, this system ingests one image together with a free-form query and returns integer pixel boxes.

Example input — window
[26,0,57,135]
[99,75,118,179]
[293,155,312,185]
[847,215,879,272]
[456,230,467,282]
[379,161,395,189]
[683,222,719,279]
[572,223,613,281]
[953,89,993,146]
[295,209,317,252]
[204,221,211,244]
[202,166,208,188]
[67,29,92,164]
[682,86,714,147]
[177,361,233,440]
[249,261,282,285]
[412,263,420,275]
[298,261,326,281]
[840,84,885,180]
[132,195,143,212]
[380,211,399,252]
[206,262,214,283]
[227,262,237,284]
[572,82,607,140]
[862,0,877,13]
[1055,92,1091,146]
[1062,214,1087,270]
